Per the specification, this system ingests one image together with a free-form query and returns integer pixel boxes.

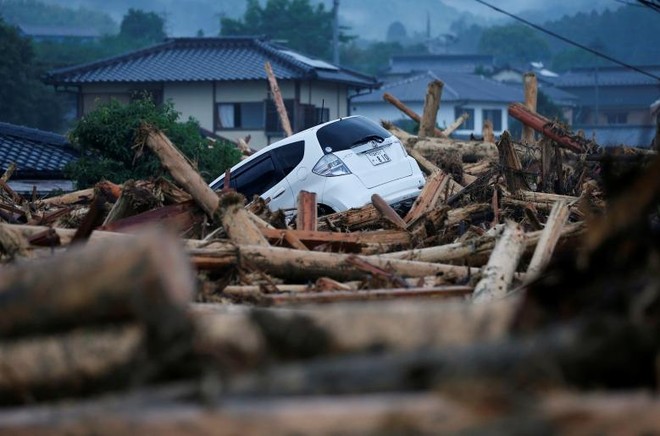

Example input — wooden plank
[403,170,447,224]
[522,72,538,144]
[296,190,317,231]
[526,200,570,279]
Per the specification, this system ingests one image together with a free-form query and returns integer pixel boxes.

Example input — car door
[230,153,293,210]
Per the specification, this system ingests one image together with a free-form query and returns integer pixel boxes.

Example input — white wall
[164,82,214,131]
[351,100,510,136]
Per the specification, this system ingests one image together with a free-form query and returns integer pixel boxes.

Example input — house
[44,37,377,149]
[350,71,524,137]
[17,24,104,44]
[383,53,495,79]
[0,122,79,195]
[553,65,660,147]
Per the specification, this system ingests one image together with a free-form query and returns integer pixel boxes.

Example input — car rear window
[272,140,304,175]
[316,117,392,154]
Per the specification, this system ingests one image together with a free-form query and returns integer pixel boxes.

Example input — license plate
[366,149,390,165]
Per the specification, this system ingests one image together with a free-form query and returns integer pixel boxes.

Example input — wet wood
[141,126,220,218]
[259,227,410,250]
[526,200,569,279]
[509,102,592,153]
[371,193,407,230]
[418,80,443,138]
[266,286,472,305]
[443,112,470,136]
[265,61,293,137]
[0,228,195,337]
[472,220,526,302]
[296,190,317,231]
[522,72,538,144]
[403,170,447,224]
[217,192,269,246]
[497,131,528,193]
[383,92,446,137]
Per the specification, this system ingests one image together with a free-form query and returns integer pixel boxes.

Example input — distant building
[0,122,79,195]
[17,24,104,43]
[351,71,523,138]
[553,65,660,148]
[383,53,495,80]
[45,37,377,149]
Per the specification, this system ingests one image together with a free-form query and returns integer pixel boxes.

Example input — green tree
[0,17,64,131]
[66,96,241,188]
[478,24,551,67]
[220,0,352,59]
[119,8,166,44]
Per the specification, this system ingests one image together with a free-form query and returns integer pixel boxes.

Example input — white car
[209,115,425,215]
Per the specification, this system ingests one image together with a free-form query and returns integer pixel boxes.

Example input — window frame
[215,101,265,130]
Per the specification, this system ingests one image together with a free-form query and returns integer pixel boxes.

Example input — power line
[471,0,660,82]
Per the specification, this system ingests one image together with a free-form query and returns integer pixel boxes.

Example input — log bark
[383,92,446,137]
[526,200,569,279]
[240,245,479,281]
[443,112,469,137]
[264,61,293,137]
[102,180,162,226]
[522,72,538,144]
[412,137,499,162]
[371,193,407,230]
[497,131,528,193]
[0,325,143,403]
[259,227,411,251]
[418,80,443,139]
[217,192,269,246]
[296,190,317,231]
[472,220,526,302]
[403,170,447,224]
[141,127,219,218]
[482,119,495,143]
[265,286,472,305]
[316,204,381,232]
[0,228,195,337]
[508,102,592,153]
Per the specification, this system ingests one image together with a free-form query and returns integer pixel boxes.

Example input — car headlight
[312,153,352,177]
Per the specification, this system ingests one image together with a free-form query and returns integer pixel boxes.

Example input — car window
[231,154,283,199]
[316,117,392,154]
[272,140,304,176]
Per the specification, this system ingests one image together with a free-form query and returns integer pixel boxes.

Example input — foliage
[66,97,241,188]
[341,41,427,76]
[478,24,551,67]
[119,8,166,44]
[0,17,64,131]
[0,0,117,34]
[220,0,353,60]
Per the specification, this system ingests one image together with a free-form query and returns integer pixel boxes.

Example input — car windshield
[316,117,392,154]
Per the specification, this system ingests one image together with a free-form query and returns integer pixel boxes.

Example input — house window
[606,112,627,125]
[266,99,295,134]
[454,107,475,130]
[483,109,502,131]
[216,102,264,130]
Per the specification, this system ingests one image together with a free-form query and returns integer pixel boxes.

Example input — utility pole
[332,0,340,65]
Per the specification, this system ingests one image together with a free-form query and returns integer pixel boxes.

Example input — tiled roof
[554,65,660,87]
[352,71,524,104]
[387,54,494,75]
[0,122,79,178]
[45,37,377,88]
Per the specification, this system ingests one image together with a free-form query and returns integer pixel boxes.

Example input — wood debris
[0,81,659,434]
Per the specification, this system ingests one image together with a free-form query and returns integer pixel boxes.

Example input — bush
[66,97,242,188]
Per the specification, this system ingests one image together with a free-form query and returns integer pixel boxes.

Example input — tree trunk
[264,61,293,136]
[383,92,446,137]
[522,72,538,144]
[418,80,443,139]
[526,200,570,280]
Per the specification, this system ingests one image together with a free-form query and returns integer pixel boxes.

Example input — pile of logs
[0,74,659,434]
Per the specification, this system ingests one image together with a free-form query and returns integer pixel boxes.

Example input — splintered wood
[0,79,658,433]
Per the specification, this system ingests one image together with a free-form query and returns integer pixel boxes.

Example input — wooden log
[217,192,269,246]
[508,102,592,153]
[259,227,410,251]
[141,126,219,218]
[70,193,106,244]
[296,190,317,231]
[99,200,203,235]
[317,204,381,232]
[496,131,528,193]
[540,137,554,191]
[371,193,407,230]
[418,80,443,138]
[443,112,469,137]
[264,61,292,137]
[445,202,491,227]
[412,137,499,162]
[0,228,195,337]
[472,220,526,302]
[522,72,538,144]
[403,170,447,224]
[0,325,143,403]
[383,92,446,137]
[0,162,16,183]
[241,245,478,281]
[526,200,569,279]
[482,119,495,143]
[102,180,162,226]
[266,286,472,305]
[515,190,580,205]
